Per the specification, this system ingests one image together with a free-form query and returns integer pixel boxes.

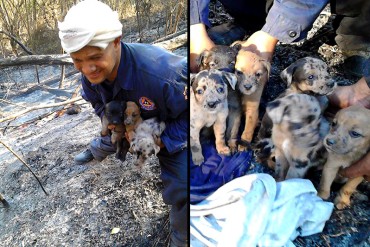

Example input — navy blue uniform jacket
[81,42,188,154]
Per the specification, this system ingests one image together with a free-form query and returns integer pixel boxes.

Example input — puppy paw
[192,153,204,166]
[217,145,231,156]
[237,139,251,152]
[334,196,350,210]
[317,190,330,200]
[228,139,238,154]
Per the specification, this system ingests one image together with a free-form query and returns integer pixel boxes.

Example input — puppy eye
[255,72,262,78]
[308,75,314,80]
[209,61,217,68]
[349,130,362,138]
[229,61,235,65]
[331,120,337,127]
[196,89,204,94]
[235,70,243,76]
[217,87,225,94]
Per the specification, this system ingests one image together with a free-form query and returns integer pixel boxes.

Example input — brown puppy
[101,100,130,161]
[124,101,143,142]
[234,49,270,151]
[318,106,370,209]
[267,93,328,181]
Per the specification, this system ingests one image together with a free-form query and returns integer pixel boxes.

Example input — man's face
[70,40,120,84]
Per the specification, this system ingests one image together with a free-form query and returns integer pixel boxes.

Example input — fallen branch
[0,96,84,123]
[153,33,187,51]
[0,140,48,195]
[0,54,73,68]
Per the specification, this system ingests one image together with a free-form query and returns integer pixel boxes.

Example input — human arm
[81,75,105,119]
[339,152,370,181]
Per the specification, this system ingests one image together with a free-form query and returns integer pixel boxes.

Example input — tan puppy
[267,93,328,181]
[234,50,270,151]
[318,106,370,209]
[124,101,143,142]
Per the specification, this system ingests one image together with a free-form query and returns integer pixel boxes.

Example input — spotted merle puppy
[197,44,244,153]
[190,69,237,165]
[267,93,329,181]
[129,117,165,169]
[256,57,336,165]
[101,100,130,161]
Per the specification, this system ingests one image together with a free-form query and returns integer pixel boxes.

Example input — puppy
[258,57,336,140]
[256,57,336,165]
[318,106,370,209]
[196,44,243,153]
[234,49,271,151]
[101,100,130,160]
[267,93,328,181]
[190,69,237,165]
[197,44,241,72]
[129,117,165,168]
[124,101,143,142]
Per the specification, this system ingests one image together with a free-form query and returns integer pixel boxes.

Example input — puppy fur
[234,49,271,151]
[256,57,336,166]
[318,106,370,209]
[258,57,336,140]
[197,44,241,72]
[124,101,143,142]
[129,117,165,168]
[101,100,130,160]
[267,93,328,181]
[190,69,237,165]
[196,44,243,153]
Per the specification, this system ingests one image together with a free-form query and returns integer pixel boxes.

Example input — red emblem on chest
[139,97,156,110]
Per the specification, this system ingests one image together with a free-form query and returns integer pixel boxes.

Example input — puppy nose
[244,84,253,90]
[326,80,335,88]
[207,101,217,108]
[326,138,336,146]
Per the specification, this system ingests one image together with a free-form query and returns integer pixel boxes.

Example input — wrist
[241,31,278,61]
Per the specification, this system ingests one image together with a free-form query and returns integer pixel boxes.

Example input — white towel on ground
[58,0,122,53]
[190,173,333,247]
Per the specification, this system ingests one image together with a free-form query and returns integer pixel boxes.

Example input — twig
[0,140,48,195]
[0,96,84,123]
[0,98,27,109]
[0,192,10,208]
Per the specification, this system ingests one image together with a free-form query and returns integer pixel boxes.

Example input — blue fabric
[190,0,328,43]
[190,139,263,204]
[81,42,188,154]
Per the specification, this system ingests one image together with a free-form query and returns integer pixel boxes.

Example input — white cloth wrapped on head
[58,0,123,53]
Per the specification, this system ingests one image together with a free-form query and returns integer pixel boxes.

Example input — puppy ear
[222,71,238,90]
[154,145,160,155]
[230,42,242,52]
[266,99,287,124]
[196,50,211,69]
[190,73,197,86]
[280,63,298,86]
[121,101,127,110]
[261,59,271,78]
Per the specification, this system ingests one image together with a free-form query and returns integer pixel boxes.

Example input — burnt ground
[0,50,186,247]
[206,2,370,246]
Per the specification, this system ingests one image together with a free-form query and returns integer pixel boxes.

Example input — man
[59,1,188,246]
[190,0,370,177]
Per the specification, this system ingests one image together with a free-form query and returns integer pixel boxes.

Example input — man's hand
[339,152,370,181]
[190,23,216,73]
[239,31,278,62]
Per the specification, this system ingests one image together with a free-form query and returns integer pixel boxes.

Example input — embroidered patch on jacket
[139,96,156,110]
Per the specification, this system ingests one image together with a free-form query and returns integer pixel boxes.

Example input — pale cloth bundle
[58,0,123,53]
[190,174,334,247]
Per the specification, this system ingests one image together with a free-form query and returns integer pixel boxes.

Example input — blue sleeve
[190,0,211,27]
[81,76,105,119]
[262,0,329,43]
[160,62,189,154]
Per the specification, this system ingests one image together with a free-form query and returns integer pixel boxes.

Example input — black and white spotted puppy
[129,117,165,168]
[190,69,237,166]
[267,93,329,181]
